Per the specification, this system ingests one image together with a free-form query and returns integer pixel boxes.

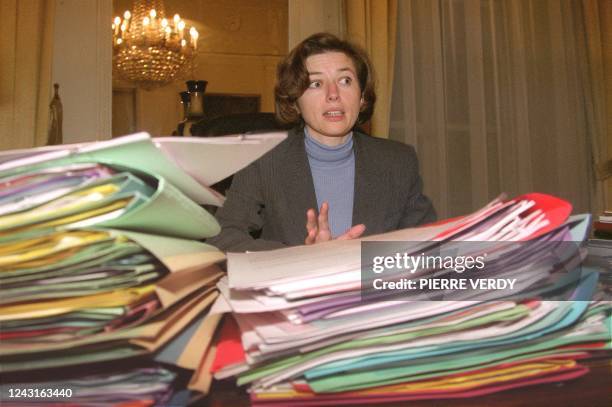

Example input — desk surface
[201,359,611,407]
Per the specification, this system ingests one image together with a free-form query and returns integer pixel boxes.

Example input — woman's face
[296,52,363,146]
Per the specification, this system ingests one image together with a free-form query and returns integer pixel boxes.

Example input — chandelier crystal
[112,0,199,89]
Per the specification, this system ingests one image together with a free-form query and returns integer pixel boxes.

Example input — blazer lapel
[352,133,386,232]
[278,127,319,238]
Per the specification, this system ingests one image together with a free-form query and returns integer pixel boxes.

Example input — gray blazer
[207,127,436,252]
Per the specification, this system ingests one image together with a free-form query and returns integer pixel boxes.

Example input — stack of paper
[1,366,183,406]
[216,193,611,405]
[0,132,286,405]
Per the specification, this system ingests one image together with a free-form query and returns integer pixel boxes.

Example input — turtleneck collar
[304,127,354,167]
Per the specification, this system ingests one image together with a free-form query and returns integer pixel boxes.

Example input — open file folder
[0,227,223,368]
[0,131,286,404]
[214,193,611,404]
[0,132,287,206]
[0,162,219,240]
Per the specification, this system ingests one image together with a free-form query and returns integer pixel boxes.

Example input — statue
[47,83,63,145]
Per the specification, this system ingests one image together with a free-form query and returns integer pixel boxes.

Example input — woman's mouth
[323,110,344,120]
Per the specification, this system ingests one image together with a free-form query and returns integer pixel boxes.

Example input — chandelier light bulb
[150,9,156,18]
[124,10,131,20]
[190,27,199,49]
[143,16,150,26]
[114,16,121,25]
[177,20,186,39]
[161,18,168,27]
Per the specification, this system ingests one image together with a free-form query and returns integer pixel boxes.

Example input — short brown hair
[275,32,376,126]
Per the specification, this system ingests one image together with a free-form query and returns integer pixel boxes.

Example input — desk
[201,359,611,407]
[593,221,612,238]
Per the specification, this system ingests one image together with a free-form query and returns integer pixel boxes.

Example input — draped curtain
[580,0,611,216]
[0,0,55,150]
[390,0,603,218]
[345,0,397,138]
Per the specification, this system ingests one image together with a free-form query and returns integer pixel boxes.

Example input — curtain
[0,0,55,150]
[345,0,397,138]
[580,0,611,215]
[390,0,597,218]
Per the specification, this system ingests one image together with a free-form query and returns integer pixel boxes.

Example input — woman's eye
[339,77,352,86]
[308,81,321,89]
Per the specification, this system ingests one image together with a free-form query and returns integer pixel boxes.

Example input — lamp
[112,0,199,89]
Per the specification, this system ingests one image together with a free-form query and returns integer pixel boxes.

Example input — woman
[207,33,435,252]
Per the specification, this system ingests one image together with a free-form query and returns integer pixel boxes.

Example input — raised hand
[305,202,365,245]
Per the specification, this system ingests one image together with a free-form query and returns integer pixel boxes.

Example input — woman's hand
[304,202,366,244]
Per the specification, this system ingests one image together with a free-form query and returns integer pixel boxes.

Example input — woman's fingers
[304,227,317,245]
[337,224,366,240]
[317,202,331,238]
[317,202,330,232]
[306,208,318,231]
[315,202,332,242]
[305,208,318,244]
[306,203,362,244]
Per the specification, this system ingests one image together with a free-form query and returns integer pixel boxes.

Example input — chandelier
[112,0,199,89]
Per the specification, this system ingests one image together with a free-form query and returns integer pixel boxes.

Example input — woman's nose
[326,83,339,102]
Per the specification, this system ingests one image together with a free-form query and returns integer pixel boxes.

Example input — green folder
[0,263,164,304]
[237,303,531,386]
[308,323,611,392]
[0,133,222,206]
[0,168,220,240]
[95,175,220,239]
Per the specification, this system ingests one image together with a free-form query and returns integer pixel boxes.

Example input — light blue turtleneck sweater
[304,128,355,238]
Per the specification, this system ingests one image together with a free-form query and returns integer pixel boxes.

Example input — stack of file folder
[215,193,611,405]
[0,132,286,405]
